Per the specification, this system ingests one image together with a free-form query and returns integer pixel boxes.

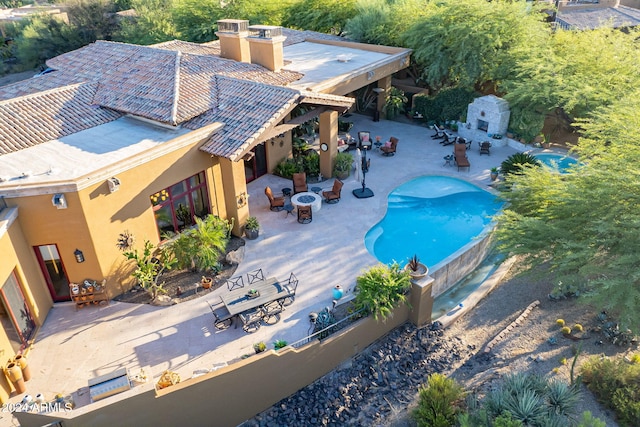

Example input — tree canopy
[494,89,640,332]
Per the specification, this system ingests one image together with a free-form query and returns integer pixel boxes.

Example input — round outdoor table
[310,186,322,194]
[291,192,322,212]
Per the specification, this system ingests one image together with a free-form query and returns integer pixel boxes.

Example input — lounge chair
[265,186,285,211]
[322,179,343,204]
[479,141,491,155]
[297,205,312,224]
[454,143,470,171]
[381,137,398,156]
[292,172,307,194]
[441,133,455,146]
[431,126,446,139]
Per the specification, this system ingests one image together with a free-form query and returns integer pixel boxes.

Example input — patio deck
[2,114,520,424]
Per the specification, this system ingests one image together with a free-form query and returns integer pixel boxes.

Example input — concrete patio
[2,113,522,426]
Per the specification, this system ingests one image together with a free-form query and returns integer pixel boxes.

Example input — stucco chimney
[216,19,250,63]
[247,25,286,72]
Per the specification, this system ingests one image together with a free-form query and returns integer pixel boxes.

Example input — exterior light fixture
[52,193,67,209]
[74,249,85,263]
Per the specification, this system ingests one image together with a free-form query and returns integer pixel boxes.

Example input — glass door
[0,272,35,351]
[34,244,70,302]
[244,144,267,183]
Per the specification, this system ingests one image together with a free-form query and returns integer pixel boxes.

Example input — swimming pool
[364,176,503,268]
[534,152,579,173]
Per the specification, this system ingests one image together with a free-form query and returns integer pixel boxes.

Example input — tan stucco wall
[266,134,292,173]
[0,208,54,400]
[0,208,54,325]
[4,139,225,297]
[16,303,411,427]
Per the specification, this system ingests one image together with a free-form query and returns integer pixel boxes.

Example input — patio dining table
[220,277,287,316]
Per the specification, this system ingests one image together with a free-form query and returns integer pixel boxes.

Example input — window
[0,272,35,352]
[151,172,210,236]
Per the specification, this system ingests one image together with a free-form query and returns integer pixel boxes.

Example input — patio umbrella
[354,148,362,182]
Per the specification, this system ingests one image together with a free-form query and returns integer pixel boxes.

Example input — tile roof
[188,76,300,160]
[0,82,122,155]
[0,34,355,160]
[46,41,304,125]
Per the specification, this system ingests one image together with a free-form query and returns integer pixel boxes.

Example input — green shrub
[500,152,542,176]
[353,263,411,320]
[413,373,465,427]
[164,215,230,273]
[333,152,353,176]
[383,87,408,119]
[482,373,580,425]
[274,158,300,179]
[581,356,640,426]
[302,152,320,178]
[273,340,288,350]
[432,87,477,123]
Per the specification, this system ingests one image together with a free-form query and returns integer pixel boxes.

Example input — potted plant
[273,339,288,350]
[405,254,429,281]
[201,276,212,289]
[244,216,259,240]
[490,167,499,181]
[333,152,353,180]
[253,341,267,354]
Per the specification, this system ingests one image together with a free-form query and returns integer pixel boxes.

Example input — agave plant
[500,152,541,176]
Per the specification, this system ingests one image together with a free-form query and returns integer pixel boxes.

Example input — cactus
[561,326,572,335]
[556,319,565,327]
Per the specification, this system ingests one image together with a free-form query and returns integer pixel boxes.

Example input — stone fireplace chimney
[247,25,286,72]
[216,19,250,63]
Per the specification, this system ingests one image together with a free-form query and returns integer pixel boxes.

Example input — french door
[244,144,267,183]
[0,272,35,352]
[34,244,71,302]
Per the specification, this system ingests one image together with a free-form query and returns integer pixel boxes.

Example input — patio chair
[441,133,455,146]
[322,179,343,204]
[281,272,298,306]
[207,299,234,330]
[226,275,244,291]
[261,299,285,325]
[297,205,313,224]
[358,131,371,149]
[265,187,285,211]
[479,141,491,155]
[246,268,265,285]
[454,143,470,172]
[292,172,308,194]
[239,309,262,333]
[431,126,446,139]
[381,137,398,156]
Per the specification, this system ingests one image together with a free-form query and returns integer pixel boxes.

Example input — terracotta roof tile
[0,83,121,155]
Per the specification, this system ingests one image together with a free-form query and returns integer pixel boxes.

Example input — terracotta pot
[5,362,26,394]
[14,354,30,382]
[201,278,212,289]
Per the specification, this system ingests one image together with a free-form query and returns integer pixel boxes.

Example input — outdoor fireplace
[465,95,510,137]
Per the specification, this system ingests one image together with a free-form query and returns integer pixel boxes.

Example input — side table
[282,188,292,197]
[284,204,294,217]
[310,186,322,194]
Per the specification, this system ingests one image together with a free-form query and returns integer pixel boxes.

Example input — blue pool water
[534,153,578,173]
[365,176,503,268]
